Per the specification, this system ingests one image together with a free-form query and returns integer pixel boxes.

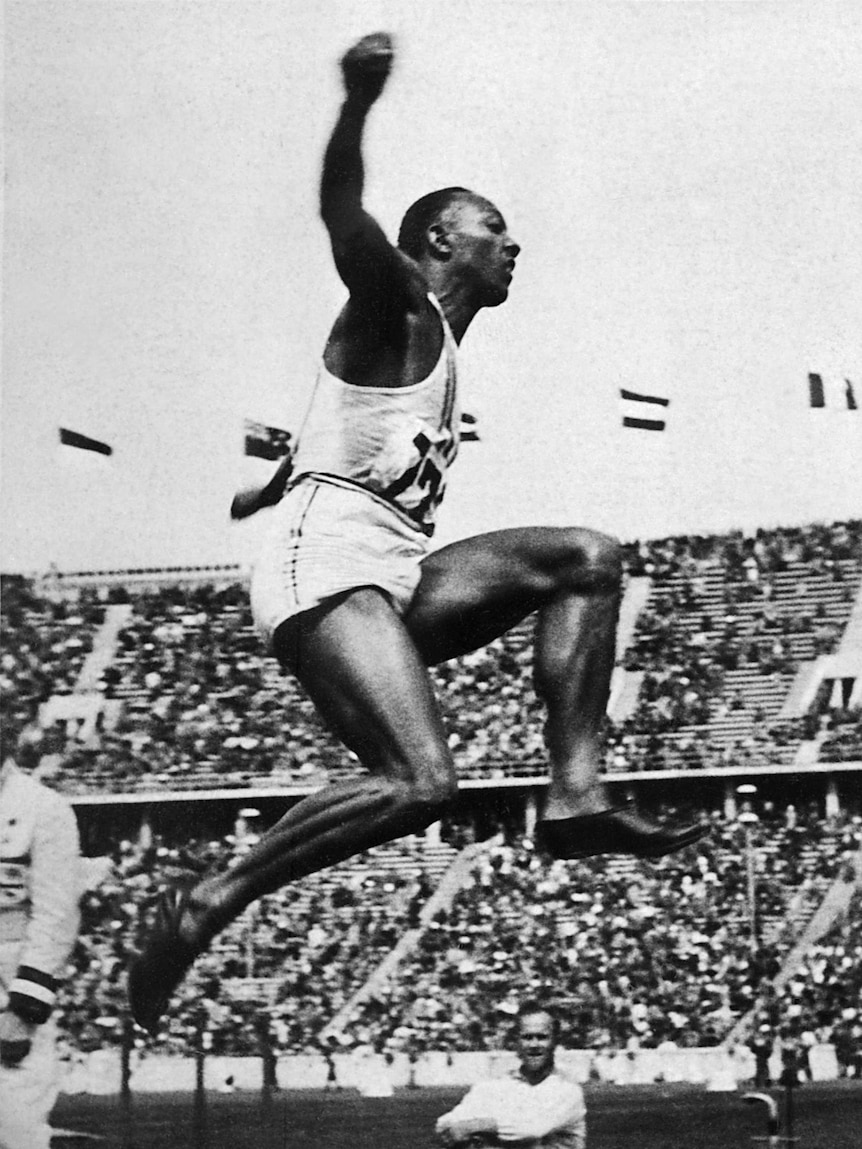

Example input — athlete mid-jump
[129,33,707,1034]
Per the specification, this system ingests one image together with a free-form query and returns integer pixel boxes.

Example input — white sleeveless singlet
[289,294,460,534]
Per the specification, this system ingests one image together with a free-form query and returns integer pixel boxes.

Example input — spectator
[749,1023,773,1088]
[436,1001,586,1148]
[0,733,81,1149]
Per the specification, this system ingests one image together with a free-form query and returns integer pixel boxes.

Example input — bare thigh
[274,587,456,793]
[405,526,620,664]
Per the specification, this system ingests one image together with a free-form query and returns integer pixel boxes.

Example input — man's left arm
[496,1079,586,1145]
[230,449,295,520]
[7,792,81,1026]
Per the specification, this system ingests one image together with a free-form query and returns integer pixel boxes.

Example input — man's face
[444,196,519,306]
[516,1011,556,1080]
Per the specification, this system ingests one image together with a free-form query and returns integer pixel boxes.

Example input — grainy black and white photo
[2,3,860,1147]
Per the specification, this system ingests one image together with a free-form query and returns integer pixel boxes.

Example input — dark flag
[808,374,858,410]
[808,373,825,408]
[460,412,480,442]
[58,428,113,456]
[244,419,292,461]
[619,388,669,432]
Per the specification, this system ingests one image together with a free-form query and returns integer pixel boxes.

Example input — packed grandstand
[2,518,861,1074]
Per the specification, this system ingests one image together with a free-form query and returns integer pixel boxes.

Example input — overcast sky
[2,1,860,574]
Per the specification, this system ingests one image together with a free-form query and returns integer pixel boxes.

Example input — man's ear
[426,222,452,260]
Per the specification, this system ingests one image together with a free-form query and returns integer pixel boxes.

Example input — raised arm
[320,33,420,313]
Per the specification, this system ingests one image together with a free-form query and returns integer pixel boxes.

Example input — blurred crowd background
[2,519,860,1065]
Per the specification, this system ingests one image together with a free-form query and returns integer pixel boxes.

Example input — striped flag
[460,412,480,442]
[244,419,292,461]
[58,428,113,456]
[619,388,669,432]
[808,373,858,410]
[808,373,826,408]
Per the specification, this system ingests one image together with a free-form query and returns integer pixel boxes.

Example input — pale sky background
[2,1,860,574]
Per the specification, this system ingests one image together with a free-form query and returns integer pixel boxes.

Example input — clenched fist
[340,32,394,106]
[0,1010,35,1067]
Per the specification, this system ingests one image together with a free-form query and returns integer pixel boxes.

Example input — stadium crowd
[3,519,855,794]
[819,709,862,765]
[49,806,861,1060]
[747,886,862,1080]
[57,831,444,1058]
[333,807,860,1056]
[2,519,860,1064]
[621,521,861,581]
[0,575,102,733]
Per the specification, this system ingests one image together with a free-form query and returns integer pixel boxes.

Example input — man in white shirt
[0,739,81,1149]
[436,1003,586,1149]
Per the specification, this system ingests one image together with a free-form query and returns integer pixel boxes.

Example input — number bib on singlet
[382,419,459,525]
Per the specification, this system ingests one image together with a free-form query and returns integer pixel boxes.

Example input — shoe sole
[127,888,198,1034]
[539,820,711,861]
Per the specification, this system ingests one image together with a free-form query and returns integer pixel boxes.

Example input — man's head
[515,1002,559,1083]
[398,188,519,307]
[0,718,39,771]
[397,188,473,260]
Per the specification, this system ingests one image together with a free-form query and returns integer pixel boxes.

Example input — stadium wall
[61,1043,842,1096]
[67,766,861,857]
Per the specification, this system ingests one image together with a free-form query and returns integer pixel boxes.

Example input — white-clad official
[436,1003,586,1149]
[0,750,81,1149]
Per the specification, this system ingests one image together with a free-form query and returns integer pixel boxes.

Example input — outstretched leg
[129,588,457,1032]
[406,526,708,857]
[188,589,456,935]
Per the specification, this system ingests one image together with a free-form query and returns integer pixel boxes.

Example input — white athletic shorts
[250,475,430,649]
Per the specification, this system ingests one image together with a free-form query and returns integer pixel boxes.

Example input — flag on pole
[58,428,113,456]
[808,373,826,408]
[808,373,858,410]
[244,419,292,461]
[460,412,480,442]
[619,388,669,432]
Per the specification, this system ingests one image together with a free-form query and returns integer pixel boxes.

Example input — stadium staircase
[607,577,651,723]
[318,841,486,1040]
[617,577,652,659]
[74,604,133,692]
[37,604,133,741]
[782,578,862,717]
[609,557,861,773]
[769,841,862,992]
[779,662,822,720]
[216,836,460,1009]
[835,580,862,655]
[723,835,862,1049]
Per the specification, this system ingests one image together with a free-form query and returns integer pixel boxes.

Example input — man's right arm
[1,785,80,1067]
[320,33,420,316]
[436,1083,500,1146]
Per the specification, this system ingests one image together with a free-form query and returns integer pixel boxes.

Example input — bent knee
[413,763,458,810]
[395,761,457,825]
[560,528,622,592]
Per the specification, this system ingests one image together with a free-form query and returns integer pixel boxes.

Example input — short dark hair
[0,720,18,765]
[397,187,474,259]
[1,719,40,769]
